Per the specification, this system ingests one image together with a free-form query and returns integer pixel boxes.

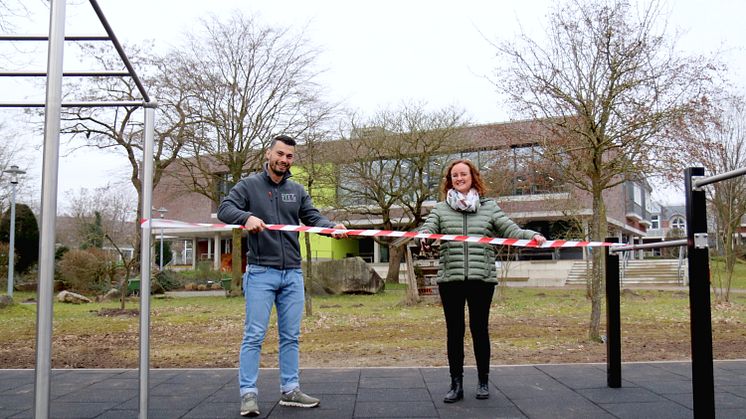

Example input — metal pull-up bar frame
[0,1,155,418]
[603,166,731,418]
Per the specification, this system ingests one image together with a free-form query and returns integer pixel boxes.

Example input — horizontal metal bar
[610,239,688,254]
[0,71,130,77]
[0,101,144,108]
[0,35,110,41]
[89,0,150,103]
[693,166,746,189]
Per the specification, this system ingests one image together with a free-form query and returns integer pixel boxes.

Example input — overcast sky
[2,0,745,209]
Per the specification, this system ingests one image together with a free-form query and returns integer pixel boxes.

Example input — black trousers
[438,280,495,380]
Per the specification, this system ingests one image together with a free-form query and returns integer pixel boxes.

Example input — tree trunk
[589,187,608,342]
[403,244,420,305]
[494,246,513,301]
[722,218,739,303]
[119,261,135,311]
[304,233,313,316]
[230,228,243,297]
[386,243,404,283]
[119,276,127,310]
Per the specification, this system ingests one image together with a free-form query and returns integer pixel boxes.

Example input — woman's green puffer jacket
[418,198,538,283]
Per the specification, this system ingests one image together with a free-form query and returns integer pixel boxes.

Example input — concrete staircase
[620,259,687,285]
[565,260,592,285]
[565,259,687,286]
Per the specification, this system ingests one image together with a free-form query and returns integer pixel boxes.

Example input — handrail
[610,239,688,254]
[677,247,686,285]
[693,166,746,189]
[619,250,629,286]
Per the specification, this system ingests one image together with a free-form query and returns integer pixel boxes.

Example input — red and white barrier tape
[143,218,617,248]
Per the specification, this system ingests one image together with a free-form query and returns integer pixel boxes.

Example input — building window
[651,215,660,230]
[216,174,234,202]
[633,184,642,205]
[671,216,685,231]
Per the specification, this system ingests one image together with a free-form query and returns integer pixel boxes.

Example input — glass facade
[338,144,563,206]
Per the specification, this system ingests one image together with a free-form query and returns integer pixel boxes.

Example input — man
[217,134,346,417]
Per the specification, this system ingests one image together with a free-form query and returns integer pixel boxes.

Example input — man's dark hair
[270,134,296,148]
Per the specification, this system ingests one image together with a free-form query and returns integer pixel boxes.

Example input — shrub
[0,242,12,290]
[58,249,114,293]
[55,245,69,261]
[196,261,223,281]
[153,270,183,291]
[0,203,40,274]
[154,240,173,267]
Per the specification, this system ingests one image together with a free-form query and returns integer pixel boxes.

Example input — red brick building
[152,119,656,268]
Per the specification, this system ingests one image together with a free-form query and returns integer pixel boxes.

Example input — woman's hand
[532,234,547,246]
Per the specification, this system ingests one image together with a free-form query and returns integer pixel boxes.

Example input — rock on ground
[304,257,385,295]
[57,290,92,304]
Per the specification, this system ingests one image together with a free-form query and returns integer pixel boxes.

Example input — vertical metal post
[159,226,164,270]
[154,207,167,270]
[684,167,715,418]
[7,183,17,297]
[3,164,24,298]
[192,237,197,269]
[33,1,66,417]
[213,234,220,271]
[139,104,156,419]
[605,237,621,388]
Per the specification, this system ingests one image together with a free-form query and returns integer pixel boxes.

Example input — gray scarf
[446,188,480,213]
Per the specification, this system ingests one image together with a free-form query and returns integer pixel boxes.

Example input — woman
[418,159,546,403]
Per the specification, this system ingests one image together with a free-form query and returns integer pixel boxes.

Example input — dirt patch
[95,308,140,317]
[2,314,744,370]
[3,290,745,369]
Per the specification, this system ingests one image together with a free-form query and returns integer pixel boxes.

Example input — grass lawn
[711,256,746,289]
[1,281,745,369]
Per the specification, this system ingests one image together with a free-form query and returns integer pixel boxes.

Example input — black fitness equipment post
[605,165,746,419]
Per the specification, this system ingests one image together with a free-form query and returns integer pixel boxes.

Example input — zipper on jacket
[274,185,286,270]
[463,212,469,279]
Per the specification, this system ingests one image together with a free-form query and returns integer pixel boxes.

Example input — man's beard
[270,162,288,176]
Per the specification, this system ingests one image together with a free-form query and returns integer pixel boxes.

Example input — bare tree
[170,12,330,204]
[334,103,468,283]
[680,94,746,303]
[0,0,28,32]
[494,0,719,340]
[294,106,339,315]
[63,184,136,249]
[0,124,31,213]
[61,185,138,309]
[58,43,194,263]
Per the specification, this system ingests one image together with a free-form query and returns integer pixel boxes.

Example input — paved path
[1,361,745,418]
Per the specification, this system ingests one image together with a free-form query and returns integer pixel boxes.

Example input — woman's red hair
[439,159,486,200]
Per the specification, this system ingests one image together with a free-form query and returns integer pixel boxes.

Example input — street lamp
[4,165,25,298]
[154,207,168,270]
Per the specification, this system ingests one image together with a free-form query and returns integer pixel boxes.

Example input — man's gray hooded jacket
[217,164,336,270]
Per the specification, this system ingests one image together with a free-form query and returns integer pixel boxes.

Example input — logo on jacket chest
[281,193,297,203]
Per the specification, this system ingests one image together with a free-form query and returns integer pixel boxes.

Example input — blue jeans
[239,265,305,396]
